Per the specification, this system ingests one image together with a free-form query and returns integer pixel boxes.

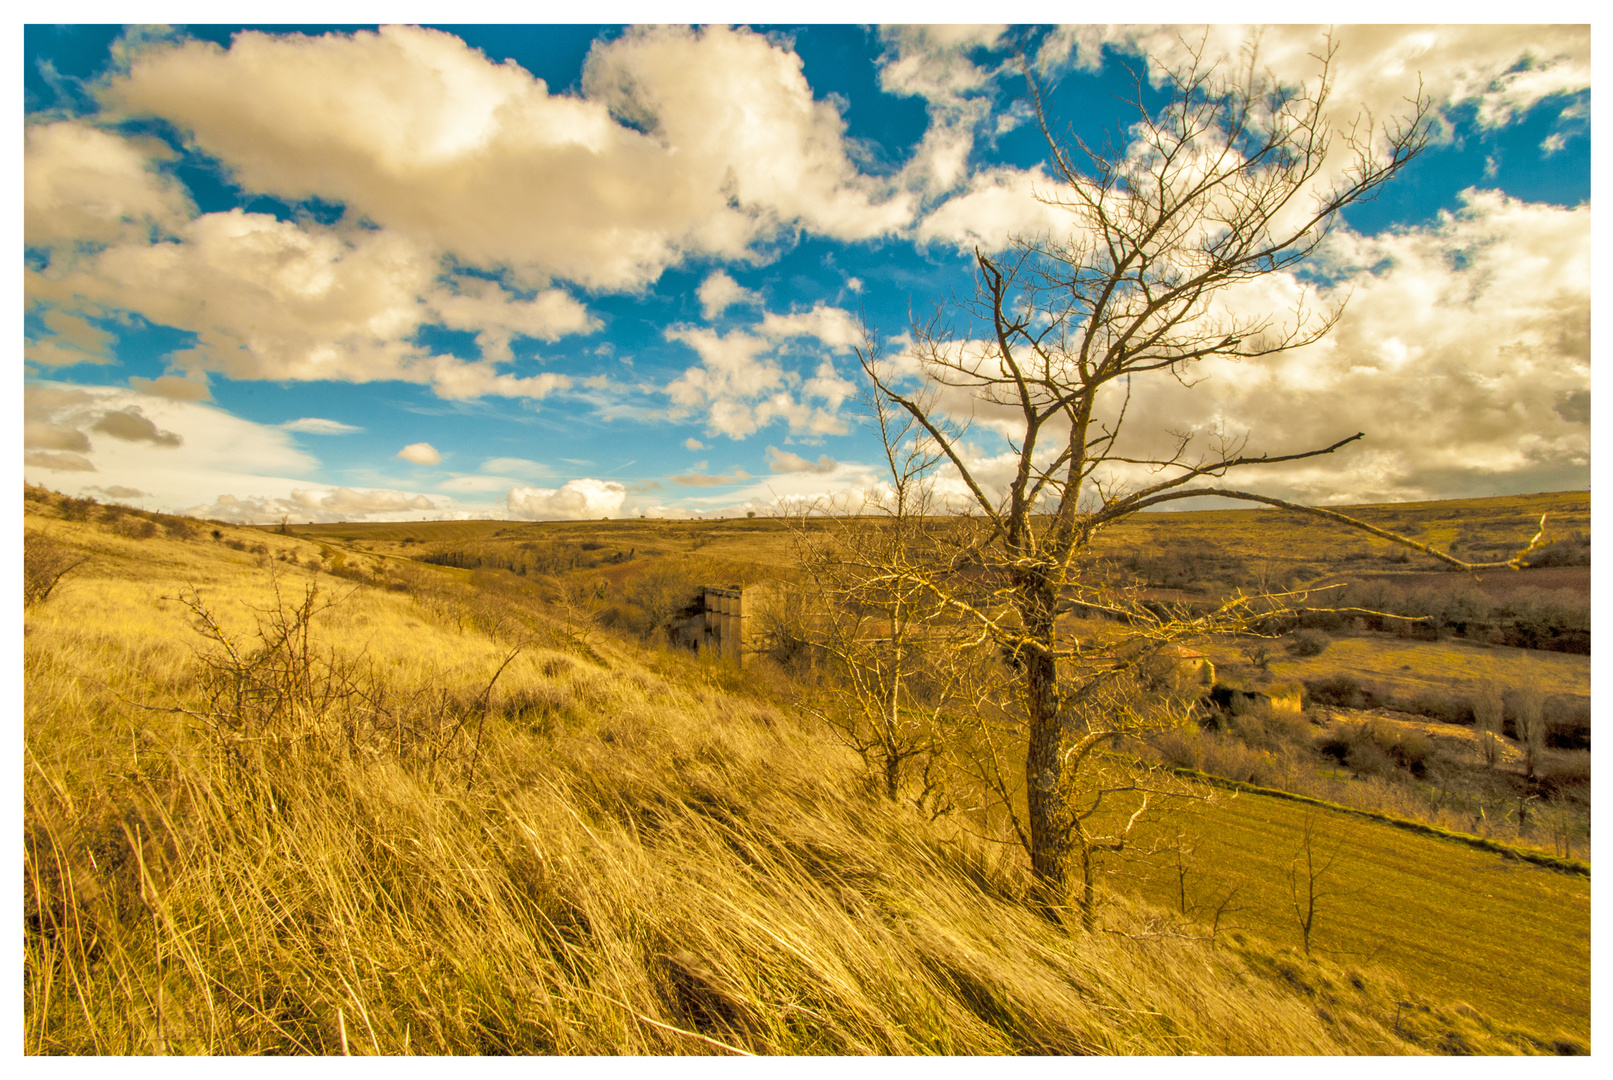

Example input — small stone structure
[701,584,751,661]
[1169,645,1216,688]
[664,583,773,663]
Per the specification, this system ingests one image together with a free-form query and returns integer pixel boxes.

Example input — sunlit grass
[23,489,1589,1055]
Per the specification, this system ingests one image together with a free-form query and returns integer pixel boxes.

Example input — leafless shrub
[164,574,522,789]
[24,531,89,607]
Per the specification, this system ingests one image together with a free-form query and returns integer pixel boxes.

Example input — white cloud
[100,24,912,292]
[665,317,856,440]
[504,478,627,520]
[758,303,863,351]
[766,446,837,474]
[23,380,324,512]
[697,270,760,320]
[878,25,1008,197]
[478,457,553,479]
[24,308,117,368]
[913,190,1589,507]
[292,487,436,516]
[187,486,444,524]
[917,165,1071,251]
[397,442,443,465]
[24,121,193,248]
[1051,26,1589,157]
[281,417,361,434]
[683,437,706,451]
[27,207,591,400]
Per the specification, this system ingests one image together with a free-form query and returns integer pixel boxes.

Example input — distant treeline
[418,539,636,576]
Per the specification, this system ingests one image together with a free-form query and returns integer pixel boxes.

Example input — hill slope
[22,488,1587,1054]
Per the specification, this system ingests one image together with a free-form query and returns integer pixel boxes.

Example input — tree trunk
[1020,574,1068,911]
[1077,839,1097,931]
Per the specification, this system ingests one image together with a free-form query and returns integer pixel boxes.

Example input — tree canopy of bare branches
[840,40,1545,917]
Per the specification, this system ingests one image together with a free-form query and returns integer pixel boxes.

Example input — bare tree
[1471,681,1505,769]
[1511,680,1546,780]
[786,381,992,811]
[846,40,1553,916]
[1287,811,1344,955]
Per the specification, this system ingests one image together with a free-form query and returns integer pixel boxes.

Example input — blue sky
[22,22,1591,521]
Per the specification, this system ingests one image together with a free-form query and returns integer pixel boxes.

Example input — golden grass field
[23,488,1591,1054]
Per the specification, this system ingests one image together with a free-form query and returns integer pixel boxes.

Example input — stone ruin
[666,583,772,663]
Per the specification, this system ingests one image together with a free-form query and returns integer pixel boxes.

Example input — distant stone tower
[702,585,749,661]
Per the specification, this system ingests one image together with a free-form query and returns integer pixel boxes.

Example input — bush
[57,494,97,521]
[1304,676,1374,711]
[1226,706,1312,753]
[112,516,159,540]
[1287,629,1331,657]
[24,532,89,607]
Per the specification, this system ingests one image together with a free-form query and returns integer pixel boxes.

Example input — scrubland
[23,487,1590,1054]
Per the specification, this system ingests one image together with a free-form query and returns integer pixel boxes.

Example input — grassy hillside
[23,488,1589,1054]
[1110,789,1589,1040]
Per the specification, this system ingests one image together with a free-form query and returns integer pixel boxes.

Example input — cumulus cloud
[903,190,1590,506]
[24,420,91,453]
[281,417,361,434]
[766,447,837,474]
[290,486,437,516]
[505,478,627,520]
[671,467,752,487]
[27,207,592,400]
[25,308,117,368]
[24,121,193,248]
[91,406,183,447]
[1040,26,1589,185]
[99,24,911,292]
[684,437,706,451]
[665,303,862,439]
[758,303,863,351]
[915,26,1593,258]
[25,451,96,472]
[697,270,760,320]
[916,165,1071,251]
[397,442,443,465]
[128,373,212,400]
[878,26,1008,197]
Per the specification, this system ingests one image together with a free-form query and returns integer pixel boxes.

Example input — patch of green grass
[1110,788,1590,1042]
[1244,635,1588,706]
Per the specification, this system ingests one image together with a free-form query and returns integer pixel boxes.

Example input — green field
[1212,635,1590,709]
[1111,789,1590,1042]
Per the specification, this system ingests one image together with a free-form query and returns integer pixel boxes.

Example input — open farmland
[1209,635,1589,718]
[1109,789,1590,1044]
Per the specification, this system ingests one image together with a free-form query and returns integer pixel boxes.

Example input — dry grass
[22,490,1585,1055]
